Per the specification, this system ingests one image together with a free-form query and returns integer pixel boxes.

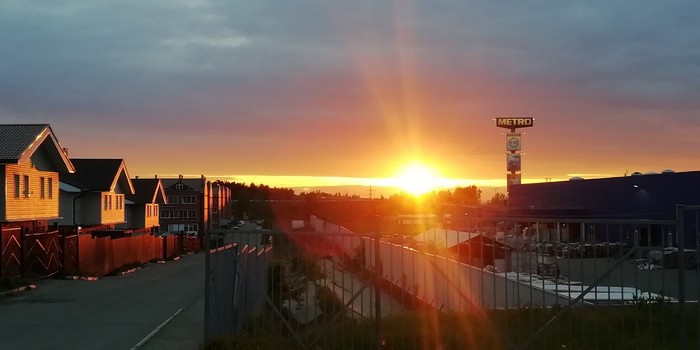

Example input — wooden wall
[3,163,59,221]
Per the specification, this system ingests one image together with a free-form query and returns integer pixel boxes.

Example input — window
[160,209,177,218]
[175,183,184,190]
[40,177,45,198]
[181,195,197,204]
[108,195,113,210]
[104,194,108,210]
[167,196,178,204]
[14,174,20,198]
[48,178,53,198]
[183,224,198,232]
[23,175,29,197]
[179,210,197,221]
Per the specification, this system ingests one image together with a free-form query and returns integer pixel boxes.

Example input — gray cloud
[1,0,699,164]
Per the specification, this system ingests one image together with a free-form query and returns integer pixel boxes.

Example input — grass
[206,303,698,350]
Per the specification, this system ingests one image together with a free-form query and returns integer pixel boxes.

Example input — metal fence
[205,207,700,349]
[205,231,273,342]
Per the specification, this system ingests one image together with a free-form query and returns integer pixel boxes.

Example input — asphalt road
[0,253,204,350]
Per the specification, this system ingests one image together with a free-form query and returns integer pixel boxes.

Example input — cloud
[1,1,698,178]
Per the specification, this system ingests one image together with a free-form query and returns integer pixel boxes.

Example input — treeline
[218,182,507,229]
[220,182,502,205]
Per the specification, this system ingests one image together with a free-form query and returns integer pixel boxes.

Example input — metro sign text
[496,117,534,129]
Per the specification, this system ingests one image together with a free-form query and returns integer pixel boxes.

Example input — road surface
[0,253,204,350]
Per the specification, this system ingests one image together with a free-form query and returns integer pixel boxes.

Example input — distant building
[414,228,511,269]
[160,175,210,236]
[0,124,75,233]
[57,159,135,230]
[508,171,700,245]
[210,181,232,229]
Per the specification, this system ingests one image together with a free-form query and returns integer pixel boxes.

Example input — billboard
[506,133,521,151]
[507,153,521,172]
[507,173,521,187]
[496,117,534,129]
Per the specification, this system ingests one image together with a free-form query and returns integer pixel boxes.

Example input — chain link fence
[204,207,700,349]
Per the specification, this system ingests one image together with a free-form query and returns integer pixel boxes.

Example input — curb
[0,284,36,297]
[119,267,143,276]
[64,275,99,281]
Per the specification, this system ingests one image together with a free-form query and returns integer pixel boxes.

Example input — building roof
[0,124,75,172]
[508,170,700,220]
[127,178,167,204]
[413,228,481,249]
[61,158,135,194]
[161,176,206,192]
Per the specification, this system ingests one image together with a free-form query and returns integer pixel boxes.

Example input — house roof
[161,177,206,192]
[0,124,75,172]
[61,158,135,194]
[127,178,167,204]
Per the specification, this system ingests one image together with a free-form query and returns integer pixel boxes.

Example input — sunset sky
[2,1,699,194]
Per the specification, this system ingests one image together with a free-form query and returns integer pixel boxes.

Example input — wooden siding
[145,203,159,228]
[3,163,59,221]
[125,203,160,229]
[0,166,5,219]
[101,192,126,225]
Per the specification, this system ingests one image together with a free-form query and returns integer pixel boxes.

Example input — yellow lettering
[496,117,533,128]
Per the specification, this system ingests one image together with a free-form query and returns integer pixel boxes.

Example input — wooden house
[123,177,167,232]
[57,159,135,228]
[0,124,75,232]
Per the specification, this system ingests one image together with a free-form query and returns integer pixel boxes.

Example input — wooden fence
[1,228,202,279]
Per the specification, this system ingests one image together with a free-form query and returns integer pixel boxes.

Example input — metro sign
[496,117,534,129]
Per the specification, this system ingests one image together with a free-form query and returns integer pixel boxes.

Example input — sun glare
[394,163,443,196]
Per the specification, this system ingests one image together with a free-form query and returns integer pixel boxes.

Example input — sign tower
[495,117,534,192]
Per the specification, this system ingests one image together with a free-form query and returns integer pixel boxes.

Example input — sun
[394,163,442,196]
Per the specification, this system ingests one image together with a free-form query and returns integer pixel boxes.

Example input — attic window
[175,183,184,190]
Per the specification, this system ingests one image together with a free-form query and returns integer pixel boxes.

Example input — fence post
[374,215,382,349]
[676,205,686,349]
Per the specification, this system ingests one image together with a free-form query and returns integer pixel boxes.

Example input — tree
[487,192,508,206]
[453,185,481,206]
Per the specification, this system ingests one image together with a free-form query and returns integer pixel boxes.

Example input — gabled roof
[161,177,206,192]
[0,124,75,172]
[61,158,135,194]
[127,178,167,204]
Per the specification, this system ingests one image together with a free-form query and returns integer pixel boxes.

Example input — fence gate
[1,228,22,277]
[60,233,79,275]
[23,230,62,278]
